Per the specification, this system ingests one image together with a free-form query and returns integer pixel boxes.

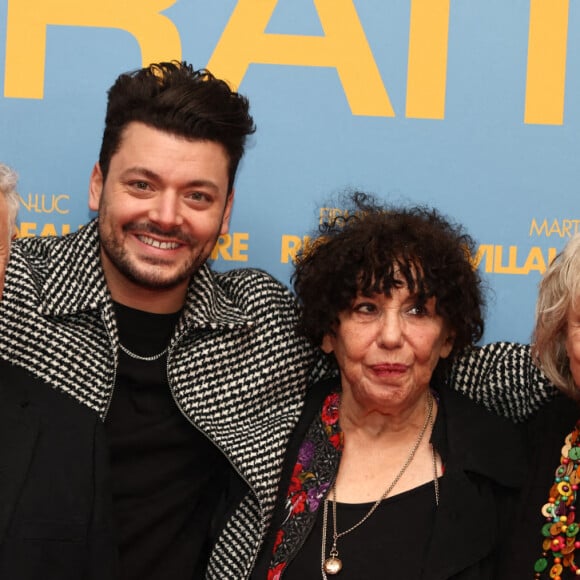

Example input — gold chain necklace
[321,393,439,577]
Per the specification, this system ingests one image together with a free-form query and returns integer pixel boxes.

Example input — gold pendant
[323,556,343,575]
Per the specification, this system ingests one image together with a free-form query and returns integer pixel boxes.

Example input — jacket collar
[434,386,525,488]
[37,219,252,330]
[424,386,526,579]
[39,220,108,315]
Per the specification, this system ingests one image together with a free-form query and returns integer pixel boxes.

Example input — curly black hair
[292,192,485,369]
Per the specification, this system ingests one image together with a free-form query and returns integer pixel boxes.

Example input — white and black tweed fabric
[0,220,329,579]
[448,342,557,423]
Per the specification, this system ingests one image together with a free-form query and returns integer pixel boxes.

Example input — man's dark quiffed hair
[98,61,256,192]
[292,192,485,368]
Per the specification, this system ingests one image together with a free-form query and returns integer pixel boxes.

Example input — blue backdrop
[1,0,577,343]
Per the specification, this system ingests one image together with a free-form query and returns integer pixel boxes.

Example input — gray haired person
[0,163,18,297]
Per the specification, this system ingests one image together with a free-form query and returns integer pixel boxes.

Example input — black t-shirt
[105,303,230,579]
[283,480,438,579]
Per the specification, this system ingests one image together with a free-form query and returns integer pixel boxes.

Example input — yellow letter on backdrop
[525,0,569,125]
[208,0,393,117]
[406,0,450,119]
[5,0,181,99]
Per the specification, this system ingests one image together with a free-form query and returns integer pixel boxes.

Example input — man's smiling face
[89,121,233,307]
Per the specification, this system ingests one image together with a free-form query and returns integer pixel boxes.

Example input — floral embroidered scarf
[267,390,343,579]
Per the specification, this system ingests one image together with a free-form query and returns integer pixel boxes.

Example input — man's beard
[99,221,216,290]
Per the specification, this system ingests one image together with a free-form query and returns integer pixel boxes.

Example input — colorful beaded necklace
[535,418,580,578]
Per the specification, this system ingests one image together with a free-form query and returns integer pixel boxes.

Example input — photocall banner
[0,0,578,343]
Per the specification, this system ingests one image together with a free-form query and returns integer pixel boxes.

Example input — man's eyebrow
[120,166,159,181]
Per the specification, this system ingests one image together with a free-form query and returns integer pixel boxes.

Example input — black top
[283,480,438,579]
[106,303,230,579]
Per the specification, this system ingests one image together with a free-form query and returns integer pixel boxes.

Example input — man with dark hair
[0,62,324,579]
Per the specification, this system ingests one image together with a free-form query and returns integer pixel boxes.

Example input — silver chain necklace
[118,342,168,362]
[321,393,439,578]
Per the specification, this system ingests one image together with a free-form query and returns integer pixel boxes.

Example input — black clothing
[252,378,526,580]
[284,481,437,579]
[0,362,117,580]
[106,304,229,579]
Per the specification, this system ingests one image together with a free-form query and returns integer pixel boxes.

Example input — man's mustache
[123,222,194,245]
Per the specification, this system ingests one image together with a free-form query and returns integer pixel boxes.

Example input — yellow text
[280,234,312,264]
[16,221,76,237]
[472,244,558,275]
[211,232,249,262]
[19,193,70,214]
[525,0,569,124]
[5,0,181,99]
[529,218,580,238]
[3,0,570,123]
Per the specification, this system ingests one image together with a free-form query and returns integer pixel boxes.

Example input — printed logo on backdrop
[15,192,83,238]
[3,0,572,125]
[3,0,576,282]
[279,208,580,275]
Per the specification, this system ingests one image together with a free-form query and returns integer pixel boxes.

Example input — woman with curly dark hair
[250,192,525,580]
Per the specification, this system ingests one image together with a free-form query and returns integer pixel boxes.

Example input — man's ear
[220,189,235,236]
[88,163,104,212]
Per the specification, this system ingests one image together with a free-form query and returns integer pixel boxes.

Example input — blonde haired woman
[501,233,580,579]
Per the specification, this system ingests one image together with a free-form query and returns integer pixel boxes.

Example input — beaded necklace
[535,418,580,578]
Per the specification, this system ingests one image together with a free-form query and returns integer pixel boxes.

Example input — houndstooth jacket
[0,220,558,579]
